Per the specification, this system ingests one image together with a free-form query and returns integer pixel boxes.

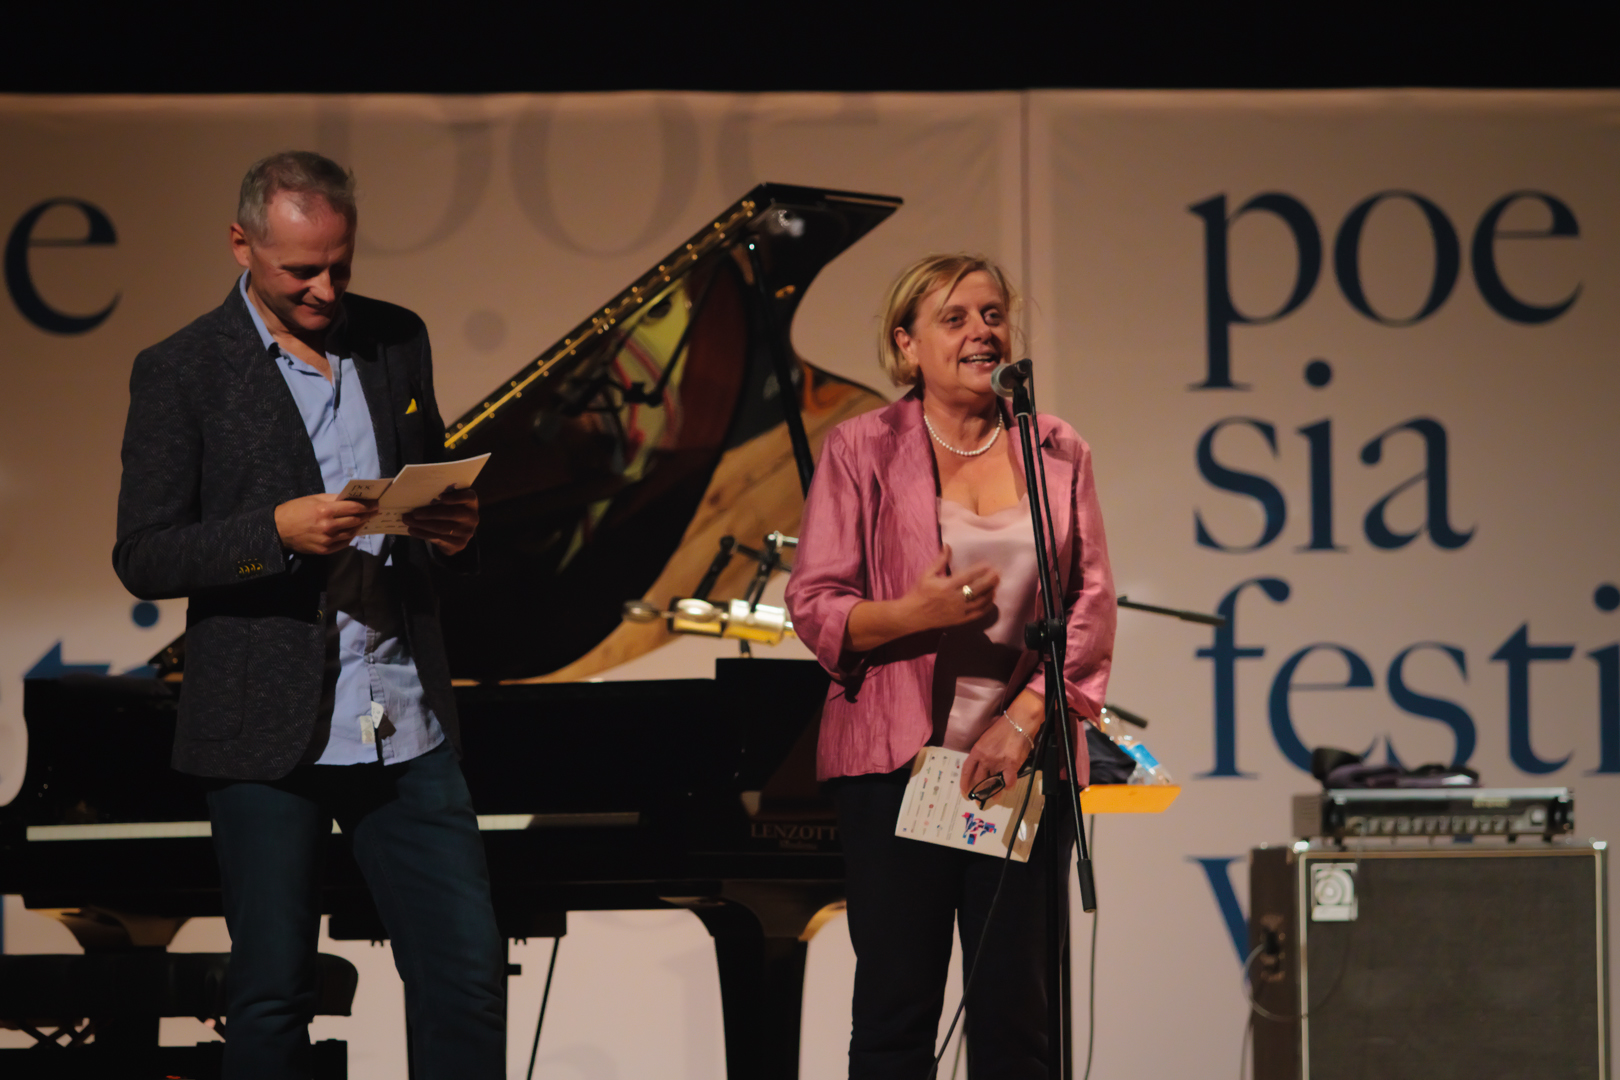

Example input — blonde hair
[877,253,1019,387]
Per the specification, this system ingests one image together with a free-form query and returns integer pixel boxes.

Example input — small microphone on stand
[991,358,1033,399]
[991,358,1034,416]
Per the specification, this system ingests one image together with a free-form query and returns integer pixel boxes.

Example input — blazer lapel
[219,287,324,495]
[875,392,942,591]
[348,322,401,479]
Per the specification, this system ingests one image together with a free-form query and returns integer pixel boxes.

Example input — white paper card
[336,453,491,536]
[337,478,392,500]
[894,746,1043,862]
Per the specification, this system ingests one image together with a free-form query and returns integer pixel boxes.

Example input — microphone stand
[1007,372,1093,1080]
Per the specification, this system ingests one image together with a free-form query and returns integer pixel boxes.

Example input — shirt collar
[238,272,277,356]
[236,271,349,361]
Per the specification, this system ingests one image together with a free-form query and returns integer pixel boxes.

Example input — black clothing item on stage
[831,768,1075,1080]
[1085,723,1137,786]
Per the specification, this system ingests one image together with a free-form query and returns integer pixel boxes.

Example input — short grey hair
[236,151,357,239]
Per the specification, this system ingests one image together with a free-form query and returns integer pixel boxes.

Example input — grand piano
[0,183,902,1079]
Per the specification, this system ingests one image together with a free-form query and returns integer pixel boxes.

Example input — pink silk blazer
[786,389,1116,783]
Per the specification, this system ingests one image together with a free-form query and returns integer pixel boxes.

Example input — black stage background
[1,3,1615,94]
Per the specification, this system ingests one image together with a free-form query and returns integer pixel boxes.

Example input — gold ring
[962,585,974,602]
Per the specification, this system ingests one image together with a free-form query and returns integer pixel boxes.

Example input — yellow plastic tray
[1079,784,1181,814]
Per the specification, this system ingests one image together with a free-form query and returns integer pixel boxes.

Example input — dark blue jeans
[206,741,505,1080]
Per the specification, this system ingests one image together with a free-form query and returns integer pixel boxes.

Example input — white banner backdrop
[1031,90,1620,1076]
[1,90,1615,1078]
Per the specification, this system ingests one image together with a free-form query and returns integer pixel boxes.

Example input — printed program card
[338,454,491,536]
[894,746,1043,862]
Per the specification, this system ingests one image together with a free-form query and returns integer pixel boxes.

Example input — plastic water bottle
[1097,707,1174,786]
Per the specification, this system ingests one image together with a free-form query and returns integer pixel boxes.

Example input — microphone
[991,358,1032,399]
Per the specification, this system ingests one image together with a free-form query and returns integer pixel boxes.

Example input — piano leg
[691,901,811,1080]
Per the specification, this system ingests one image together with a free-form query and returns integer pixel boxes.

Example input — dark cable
[1242,830,1365,1025]
[948,1024,967,1080]
[927,764,1042,1078]
[1082,813,1098,1080]
[525,938,562,1080]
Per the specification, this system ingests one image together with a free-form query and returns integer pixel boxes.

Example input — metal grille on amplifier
[1249,842,1609,1080]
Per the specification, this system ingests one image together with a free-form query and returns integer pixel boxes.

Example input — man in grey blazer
[114,152,505,1079]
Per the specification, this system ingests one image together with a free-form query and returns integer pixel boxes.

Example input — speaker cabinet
[1249,841,1609,1080]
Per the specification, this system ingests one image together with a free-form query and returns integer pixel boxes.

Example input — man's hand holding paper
[275,493,379,555]
[404,485,479,556]
[337,453,490,544]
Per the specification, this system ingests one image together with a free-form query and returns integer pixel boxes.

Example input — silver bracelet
[1002,711,1035,748]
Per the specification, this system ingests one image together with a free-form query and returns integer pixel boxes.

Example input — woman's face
[895,270,1011,405]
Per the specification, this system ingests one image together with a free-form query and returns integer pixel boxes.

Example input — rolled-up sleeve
[785,425,871,683]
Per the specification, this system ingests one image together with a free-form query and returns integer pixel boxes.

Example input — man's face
[230,193,355,340]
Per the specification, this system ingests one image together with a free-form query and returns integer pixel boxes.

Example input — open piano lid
[435,182,899,682]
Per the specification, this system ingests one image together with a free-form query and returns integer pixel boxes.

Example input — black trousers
[832,768,1074,1080]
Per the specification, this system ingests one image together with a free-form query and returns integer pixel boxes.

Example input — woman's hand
[843,545,1000,652]
[907,546,999,629]
[960,690,1044,798]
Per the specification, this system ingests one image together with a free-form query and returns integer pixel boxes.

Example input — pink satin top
[934,494,1040,752]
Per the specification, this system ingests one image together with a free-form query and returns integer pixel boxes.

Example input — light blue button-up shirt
[241,274,444,766]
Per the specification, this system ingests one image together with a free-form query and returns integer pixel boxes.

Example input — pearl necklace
[923,411,1004,457]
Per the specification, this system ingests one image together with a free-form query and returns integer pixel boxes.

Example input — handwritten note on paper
[894,746,1044,862]
[337,454,491,537]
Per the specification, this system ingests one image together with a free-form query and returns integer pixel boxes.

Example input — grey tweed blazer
[114,284,465,780]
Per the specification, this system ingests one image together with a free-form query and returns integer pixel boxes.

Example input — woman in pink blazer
[786,254,1116,1079]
